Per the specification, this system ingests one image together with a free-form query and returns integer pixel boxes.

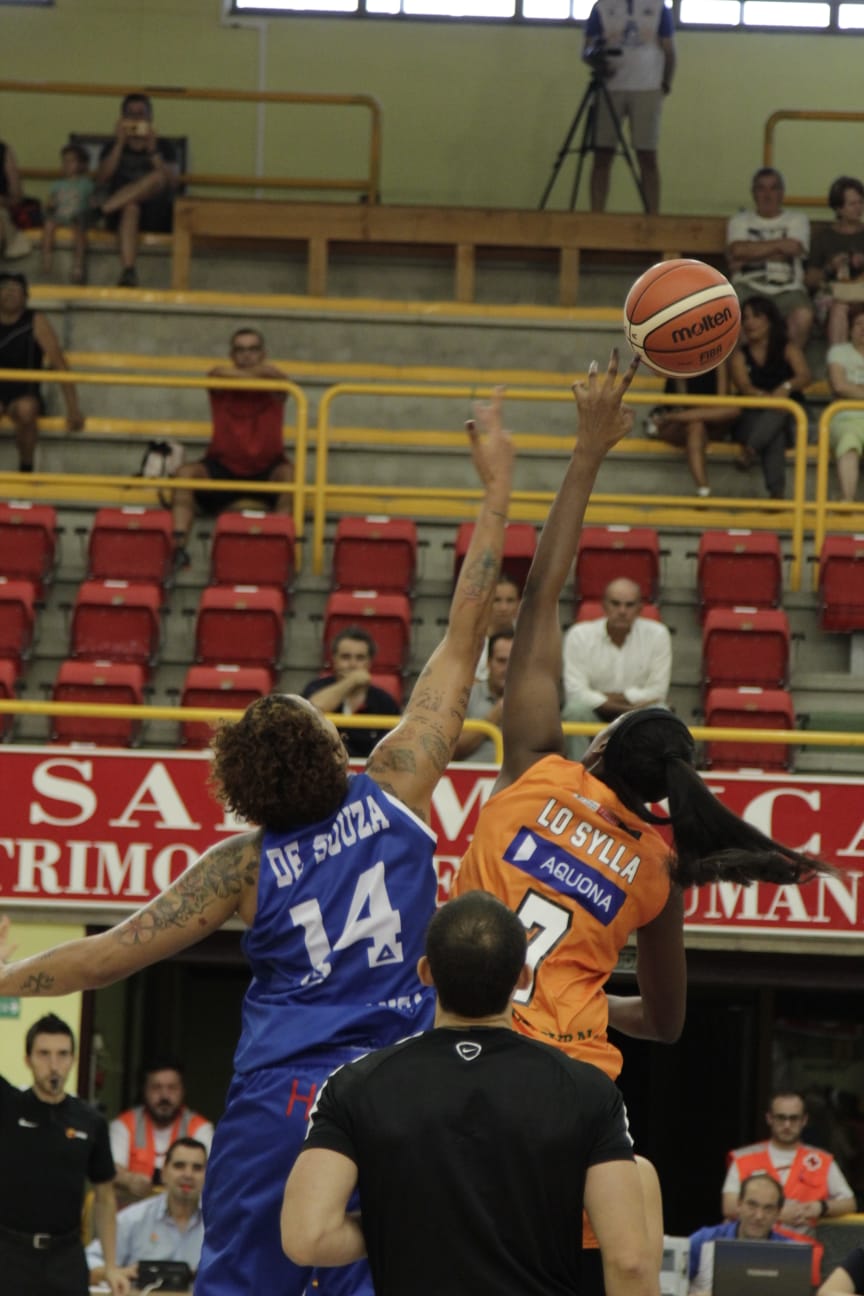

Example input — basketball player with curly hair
[0,387,528,1296]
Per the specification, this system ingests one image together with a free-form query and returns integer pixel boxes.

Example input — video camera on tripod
[583,37,622,80]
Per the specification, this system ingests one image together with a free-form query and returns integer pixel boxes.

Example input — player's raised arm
[499,351,638,788]
[366,391,514,821]
[0,832,260,997]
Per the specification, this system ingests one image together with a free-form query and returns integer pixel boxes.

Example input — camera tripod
[538,71,648,213]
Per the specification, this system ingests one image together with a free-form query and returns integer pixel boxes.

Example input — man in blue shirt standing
[87,1138,206,1287]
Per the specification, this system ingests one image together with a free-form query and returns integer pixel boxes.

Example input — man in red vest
[110,1058,213,1208]
[723,1091,856,1233]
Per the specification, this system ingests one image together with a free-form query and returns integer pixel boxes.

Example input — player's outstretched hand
[466,385,515,493]
[572,349,639,461]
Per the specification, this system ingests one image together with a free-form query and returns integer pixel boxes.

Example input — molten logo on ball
[623,259,741,378]
[671,306,735,344]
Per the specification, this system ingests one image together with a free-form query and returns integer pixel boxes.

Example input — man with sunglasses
[0,271,85,472]
[723,1091,856,1233]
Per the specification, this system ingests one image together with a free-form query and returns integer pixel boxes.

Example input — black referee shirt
[303,1026,634,1296]
[0,1075,115,1234]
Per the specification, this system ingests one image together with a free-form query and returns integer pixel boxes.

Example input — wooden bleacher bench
[170,199,730,305]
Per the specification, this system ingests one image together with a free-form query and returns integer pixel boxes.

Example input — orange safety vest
[733,1143,833,1204]
[116,1106,210,1179]
[775,1224,825,1287]
[454,756,672,1080]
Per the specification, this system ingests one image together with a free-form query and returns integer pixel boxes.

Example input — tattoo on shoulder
[368,745,418,775]
[113,835,260,946]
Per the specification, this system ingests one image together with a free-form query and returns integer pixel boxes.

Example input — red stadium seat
[574,526,660,609]
[180,664,272,748]
[818,535,864,632]
[703,686,795,771]
[51,660,145,747]
[194,586,286,680]
[370,672,404,708]
[0,502,57,594]
[70,581,162,671]
[0,657,17,738]
[323,591,412,673]
[453,522,536,590]
[333,517,417,593]
[697,530,782,618]
[576,600,661,623]
[0,578,37,674]
[702,608,790,691]
[211,512,296,592]
[88,508,174,585]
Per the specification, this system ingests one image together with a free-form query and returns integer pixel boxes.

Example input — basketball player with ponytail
[453,350,832,1295]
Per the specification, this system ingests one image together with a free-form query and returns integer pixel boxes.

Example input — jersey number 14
[289,862,404,983]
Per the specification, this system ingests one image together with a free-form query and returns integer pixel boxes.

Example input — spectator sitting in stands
[689,1172,818,1294]
[170,327,294,570]
[820,1246,864,1294]
[303,626,401,761]
[454,627,513,764]
[649,363,740,497]
[723,1090,856,1234]
[728,295,811,500]
[110,1058,213,1210]
[95,93,180,288]
[827,303,864,502]
[87,1136,206,1288]
[806,176,864,346]
[0,271,85,471]
[0,138,30,261]
[475,574,520,683]
[561,576,672,760]
[41,144,94,285]
[726,167,813,347]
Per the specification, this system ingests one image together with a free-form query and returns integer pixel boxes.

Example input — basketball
[623,259,741,378]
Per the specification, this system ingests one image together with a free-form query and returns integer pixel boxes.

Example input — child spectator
[41,144,94,284]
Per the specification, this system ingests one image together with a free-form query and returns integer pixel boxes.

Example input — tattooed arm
[366,392,514,821]
[0,831,261,996]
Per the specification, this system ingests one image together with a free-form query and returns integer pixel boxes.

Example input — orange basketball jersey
[454,755,672,1080]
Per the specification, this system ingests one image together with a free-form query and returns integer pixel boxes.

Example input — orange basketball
[623,258,741,378]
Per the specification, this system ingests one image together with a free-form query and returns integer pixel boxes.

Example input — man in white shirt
[726,167,813,346]
[561,577,672,759]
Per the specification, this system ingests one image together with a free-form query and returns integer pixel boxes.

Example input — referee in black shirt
[282,892,660,1296]
[0,1013,129,1295]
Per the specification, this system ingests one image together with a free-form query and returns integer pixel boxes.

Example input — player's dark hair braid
[596,708,831,888]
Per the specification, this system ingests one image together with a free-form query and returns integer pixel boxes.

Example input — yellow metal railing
[0,368,308,549]
[0,79,382,204]
[814,400,864,573]
[763,110,864,209]
[314,386,810,586]
[0,699,860,768]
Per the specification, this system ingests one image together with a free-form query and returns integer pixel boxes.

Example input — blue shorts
[197,1057,374,1296]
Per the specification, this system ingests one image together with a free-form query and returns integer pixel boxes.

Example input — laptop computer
[134,1260,192,1292]
[713,1238,811,1296]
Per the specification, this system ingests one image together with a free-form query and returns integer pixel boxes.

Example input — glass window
[838,1,864,21]
[679,0,742,22]
[742,0,830,20]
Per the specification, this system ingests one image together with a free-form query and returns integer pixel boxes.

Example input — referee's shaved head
[425,891,526,1018]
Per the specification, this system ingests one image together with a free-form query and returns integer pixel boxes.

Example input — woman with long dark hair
[728,294,811,499]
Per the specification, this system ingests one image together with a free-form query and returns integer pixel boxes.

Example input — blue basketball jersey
[233,773,438,1073]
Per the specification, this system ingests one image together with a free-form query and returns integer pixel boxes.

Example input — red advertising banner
[0,749,862,939]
